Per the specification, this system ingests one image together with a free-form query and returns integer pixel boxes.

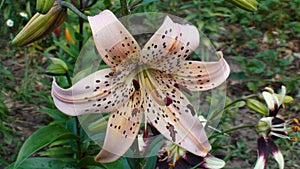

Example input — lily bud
[275,94,294,104]
[36,0,55,14]
[256,118,270,134]
[246,99,268,116]
[11,1,67,46]
[225,0,258,11]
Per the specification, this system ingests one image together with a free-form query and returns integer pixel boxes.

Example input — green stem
[208,94,257,121]
[0,0,5,10]
[129,0,142,10]
[74,0,87,159]
[209,124,256,140]
[208,94,257,139]
[75,116,82,159]
[60,1,88,21]
[224,94,257,110]
[63,71,82,159]
[120,0,129,16]
[65,72,72,88]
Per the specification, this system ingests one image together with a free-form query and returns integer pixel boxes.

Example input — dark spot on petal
[132,79,140,91]
[187,104,196,116]
[164,96,173,106]
[174,83,192,96]
[167,123,177,142]
[132,108,138,117]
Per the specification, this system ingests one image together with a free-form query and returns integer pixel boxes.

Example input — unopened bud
[11,1,67,46]
[256,118,270,134]
[246,99,268,116]
[36,0,55,14]
[225,0,258,11]
[277,95,294,104]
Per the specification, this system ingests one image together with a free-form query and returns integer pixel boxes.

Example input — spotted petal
[51,68,135,116]
[144,73,211,157]
[88,10,141,67]
[140,16,199,73]
[173,53,229,91]
[150,54,229,92]
[95,91,143,163]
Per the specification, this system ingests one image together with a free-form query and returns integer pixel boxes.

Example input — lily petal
[262,91,278,116]
[269,138,284,169]
[278,86,286,106]
[254,137,268,169]
[173,53,230,91]
[144,73,211,157]
[150,55,229,92]
[202,154,226,169]
[141,16,199,73]
[51,68,135,116]
[88,10,141,67]
[95,91,143,163]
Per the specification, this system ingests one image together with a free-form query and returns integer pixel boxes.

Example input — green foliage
[13,125,78,168]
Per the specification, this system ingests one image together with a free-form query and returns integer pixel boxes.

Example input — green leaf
[39,147,74,157]
[78,156,106,168]
[54,41,78,58]
[39,108,69,120]
[45,64,67,76]
[13,125,77,169]
[143,135,164,169]
[102,157,131,169]
[6,157,75,169]
[49,58,68,71]
[247,59,265,74]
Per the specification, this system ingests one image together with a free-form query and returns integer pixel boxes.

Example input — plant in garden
[8,0,300,169]
[52,9,230,163]
[253,86,298,169]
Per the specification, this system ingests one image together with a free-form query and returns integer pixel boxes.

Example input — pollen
[168,163,175,167]
[293,118,300,126]
[290,137,298,142]
[291,126,300,132]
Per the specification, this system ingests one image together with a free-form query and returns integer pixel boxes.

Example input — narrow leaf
[7,157,75,169]
[13,125,77,169]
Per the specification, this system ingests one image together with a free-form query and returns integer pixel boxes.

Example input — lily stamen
[293,118,300,125]
[290,137,298,142]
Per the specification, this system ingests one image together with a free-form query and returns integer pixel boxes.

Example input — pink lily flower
[51,10,230,163]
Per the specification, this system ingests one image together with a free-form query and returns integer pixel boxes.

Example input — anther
[291,126,299,132]
[168,163,175,167]
[293,118,300,125]
[290,137,298,142]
